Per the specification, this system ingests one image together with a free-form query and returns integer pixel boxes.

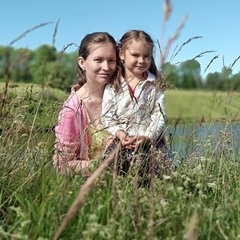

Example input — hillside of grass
[165,89,240,122]
[0,82,68,100]
[1,83,240,125]
[0,82,68,133]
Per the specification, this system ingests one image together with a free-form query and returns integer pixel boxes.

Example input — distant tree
[34,44,57,62]
[0,44,79,90]
[205,71,223,90]
[30,45,57,85]
[48,51,78,92]
[161,62,179,88]
[0,46,15,81]
[228,72,240,91]
[178,59,202,89]
[0,46,6,79]
[221,66,232,90]
[11,48,34,82]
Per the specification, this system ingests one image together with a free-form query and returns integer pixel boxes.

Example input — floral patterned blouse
[101,71,166,140]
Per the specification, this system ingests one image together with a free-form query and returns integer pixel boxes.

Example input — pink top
[53,90,89,173]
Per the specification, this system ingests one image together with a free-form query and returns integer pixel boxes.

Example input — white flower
[163,175,171,180]
[207,182,217,189]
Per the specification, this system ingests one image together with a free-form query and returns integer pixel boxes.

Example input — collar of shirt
[120,71,156,87]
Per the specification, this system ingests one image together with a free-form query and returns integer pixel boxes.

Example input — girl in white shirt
[101,30,176,185]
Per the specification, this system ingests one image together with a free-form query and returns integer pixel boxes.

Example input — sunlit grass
[1,137,239,239]
[2,82,240,123]
[0,82,68,99]
[0,84,240,239]
[165,89,240,122]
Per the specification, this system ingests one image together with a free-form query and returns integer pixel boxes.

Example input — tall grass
[0,110,240,239]
[1,83,240,239]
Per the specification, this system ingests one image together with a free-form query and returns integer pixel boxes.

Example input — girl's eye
[132,54,139,57]
[144,55,152,60]
[94,59,102,62]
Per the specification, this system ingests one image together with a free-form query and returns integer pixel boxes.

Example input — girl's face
[78,43,117,85]
[120,40,152,77]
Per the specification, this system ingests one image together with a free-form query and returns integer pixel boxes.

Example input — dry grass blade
[172,36,202,61]
[185,213,198,240]
[61,43,79,53]
[204,55,219,73]
[146,145,156,240]
[52,19,60,47]
[216,220,229,240]
[168,44,179,63]
[230,55,240,69]
[53,146,119,240]
[9,22,53,46]
[163,0,172,21]
[111,146,120,209]
[160,15,188,68]
[0,49,11,117]
[192,50,216,60]
[157,39,163,60]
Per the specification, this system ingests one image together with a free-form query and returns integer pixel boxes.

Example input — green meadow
[0,83,240,239]
[165,89,240,122]
[2,82,240,122]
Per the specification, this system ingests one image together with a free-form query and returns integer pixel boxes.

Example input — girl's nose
[138,56,145,63]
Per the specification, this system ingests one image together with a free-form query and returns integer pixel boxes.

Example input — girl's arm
[143,90,166,140]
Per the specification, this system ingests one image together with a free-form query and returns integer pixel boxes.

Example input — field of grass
[0,82,67,100]
[165,89,240,122]
[0,83,240,239]
[2,82,240,123]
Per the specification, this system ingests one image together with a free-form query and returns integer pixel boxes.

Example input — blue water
[166,121,240,160]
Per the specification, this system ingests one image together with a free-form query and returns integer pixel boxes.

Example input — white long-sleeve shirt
[101,71,166,140]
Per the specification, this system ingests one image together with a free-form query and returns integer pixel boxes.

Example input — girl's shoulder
[146,72,167,92]
[146,71,156,81]
[140,72,156,87]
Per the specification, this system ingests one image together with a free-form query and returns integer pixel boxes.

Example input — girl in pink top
[53,32,121,175]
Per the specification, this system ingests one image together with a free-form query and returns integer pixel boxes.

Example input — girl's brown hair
[73,32,122,91]
[119,30,159,77]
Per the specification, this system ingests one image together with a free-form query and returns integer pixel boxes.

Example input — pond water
[166,121,240,160]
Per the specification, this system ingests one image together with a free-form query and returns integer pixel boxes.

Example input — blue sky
[1,0,240,77]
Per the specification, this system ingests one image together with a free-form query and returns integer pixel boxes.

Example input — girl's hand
[135,136,150,148]
[106,135,114,148]
[123,135,137,149]
[116,130,136,149]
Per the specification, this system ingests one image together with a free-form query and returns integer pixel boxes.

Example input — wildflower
[196,183,201,188]
[160,199,169,207]
[198,190,207,199]
[163,175,171,180]
[177,186,183,192]
[207,182,218,190]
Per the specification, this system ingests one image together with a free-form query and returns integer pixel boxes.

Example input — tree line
[1,44,240,92]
